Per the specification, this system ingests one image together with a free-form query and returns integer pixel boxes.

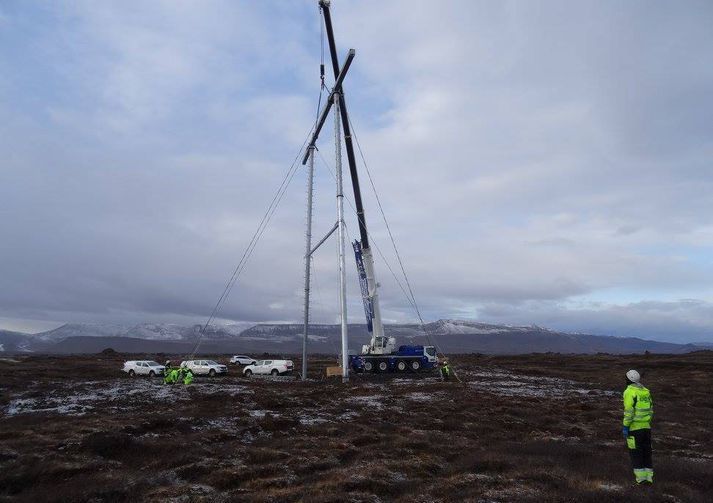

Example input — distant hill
[0,319,706,355]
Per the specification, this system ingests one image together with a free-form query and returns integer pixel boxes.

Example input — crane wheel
[378,361,388,372]
[364,361,374,372]
[396,361,407,372]
[410,361,421,372]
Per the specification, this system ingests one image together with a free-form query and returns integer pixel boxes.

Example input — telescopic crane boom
[317,0,392,355]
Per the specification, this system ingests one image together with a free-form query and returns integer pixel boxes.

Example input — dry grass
[0,352,711,502]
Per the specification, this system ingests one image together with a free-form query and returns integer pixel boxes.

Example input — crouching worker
[183,369,194,385]
[164,367,180,385]
[163,361,173,384]
[441,360,451,381]
[622,369,654,485]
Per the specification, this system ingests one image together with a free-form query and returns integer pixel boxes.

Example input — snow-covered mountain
[423,319,549,335]
[33,322,256,342]
[0,320,708,355]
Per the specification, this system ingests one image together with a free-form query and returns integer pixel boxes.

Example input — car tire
[410,360,421,371]
[378,361,388,372]
[244,369,253,377]
[149,370,155,377]
[128,369,136,377]
[209,369,216,377]
[364,361,374,372]
[396,361,407,372]
[271,369,279,376]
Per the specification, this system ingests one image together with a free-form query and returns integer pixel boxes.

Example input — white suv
[123,360,165,377]
[180,360,228,376]
[230,355,257,365]
[243,359,294,377]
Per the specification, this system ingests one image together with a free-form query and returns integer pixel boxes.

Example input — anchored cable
[318,121,460,381]
[315,151,423,328]
[187,124,316,358]
[346,118,461,381]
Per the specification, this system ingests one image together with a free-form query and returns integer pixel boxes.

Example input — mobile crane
[314,1,439,374]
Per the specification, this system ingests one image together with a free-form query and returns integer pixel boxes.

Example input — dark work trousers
[627,428,653,482]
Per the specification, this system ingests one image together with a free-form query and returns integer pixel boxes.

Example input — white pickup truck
[243,359,294,377]
[180,360,228,377]
[123,360,165,377]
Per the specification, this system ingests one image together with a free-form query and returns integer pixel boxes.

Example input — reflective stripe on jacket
[623,383,653,431]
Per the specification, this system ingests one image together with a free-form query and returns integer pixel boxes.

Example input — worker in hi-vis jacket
[622,369,654,484]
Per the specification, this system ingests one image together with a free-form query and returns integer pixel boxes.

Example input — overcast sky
[1,1,712,343]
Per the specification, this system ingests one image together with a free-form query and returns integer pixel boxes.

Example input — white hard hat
[626,369,640,383]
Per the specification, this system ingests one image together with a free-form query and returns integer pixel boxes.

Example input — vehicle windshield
[147,361,161,366]
[206,360,219,365]
[425,347,436,357]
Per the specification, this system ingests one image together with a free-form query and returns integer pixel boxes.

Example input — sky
[1,0,712,343]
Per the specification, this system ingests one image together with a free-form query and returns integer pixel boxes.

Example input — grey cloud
[1,1,712,342]
[475,299,713,343]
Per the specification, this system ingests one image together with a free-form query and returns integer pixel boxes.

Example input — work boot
[633,469,648,484]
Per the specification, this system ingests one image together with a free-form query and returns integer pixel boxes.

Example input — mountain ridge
[0,320,708,355]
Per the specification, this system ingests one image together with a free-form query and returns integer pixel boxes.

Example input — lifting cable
[314,6,326,130]
[349,122,462,381]
[189,8,327,360]
[317,149,461,382]
[315,150,419,318]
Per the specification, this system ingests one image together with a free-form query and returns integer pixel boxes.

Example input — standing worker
[622,369,654,484]
[441,360,451,381]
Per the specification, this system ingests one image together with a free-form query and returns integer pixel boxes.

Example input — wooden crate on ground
[325,366,343,378]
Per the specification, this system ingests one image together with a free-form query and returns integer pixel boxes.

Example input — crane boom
[318,0,389,354]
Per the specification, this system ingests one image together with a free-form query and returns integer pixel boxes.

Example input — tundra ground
[0,352,711,502]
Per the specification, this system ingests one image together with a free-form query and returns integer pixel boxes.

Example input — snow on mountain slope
[31,322,257,343]
[424,319,545,335]
[1,320,705,355]
[26,319,552,344]
[34,324,130,342]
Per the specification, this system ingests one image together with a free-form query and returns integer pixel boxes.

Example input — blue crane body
[349,343,439,373]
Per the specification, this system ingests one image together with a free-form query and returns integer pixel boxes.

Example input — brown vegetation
[0,352,711,502]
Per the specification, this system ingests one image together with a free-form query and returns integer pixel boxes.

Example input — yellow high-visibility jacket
[623,383,653,431]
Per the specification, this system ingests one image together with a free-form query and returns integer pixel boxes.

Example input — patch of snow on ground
[337,411,359,420]
[198,418,242,433]
[404,392,443,402]
[3,379,253,416]
[299,415,329,425]
[348,395,385,410]
[463,368,615,399]
[391,377,441,386]
[598,483,622,491]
